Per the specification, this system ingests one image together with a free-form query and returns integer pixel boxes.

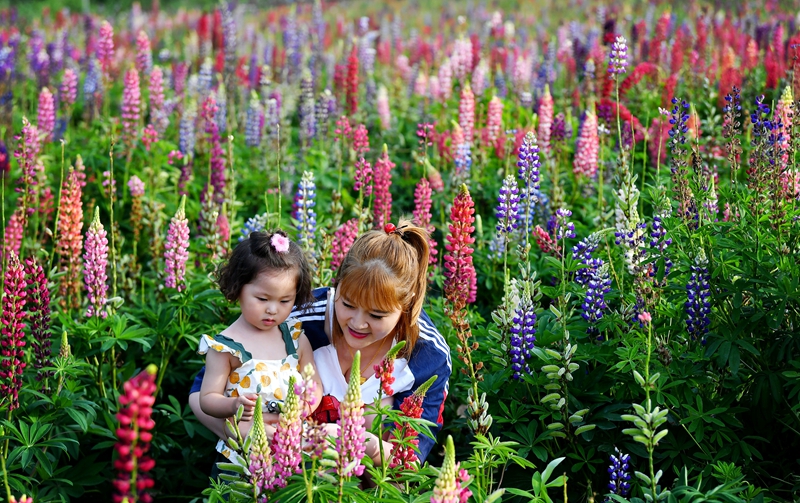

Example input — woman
[189,219,451,464]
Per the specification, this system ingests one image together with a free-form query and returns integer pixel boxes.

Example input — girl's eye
[281,300,291,304]
[257,297,267,301]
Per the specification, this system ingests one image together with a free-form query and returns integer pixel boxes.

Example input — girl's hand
[234,393,258,421]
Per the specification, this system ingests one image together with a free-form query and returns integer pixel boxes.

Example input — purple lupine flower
[685,250,711,344]
[573,233,611,337]
[554,208,576,240]
[315,89,333,138]
[244,91,263,148]
[336,351,366,478]
[97,20,114,77]
[608,36,629,75]
[353,157,373,197]
[649,213,673,284]
[299,69,316,147]
[607,447,632,499]
[179,99,197,158]
[293,171,317,252]
[83,207,109,318]
[668,97,690,153]
[495,174,521,249]
[510,288,536,380]
[517,131,541,235]
[164,196,190,292]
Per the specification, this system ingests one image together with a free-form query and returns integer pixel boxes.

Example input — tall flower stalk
[336,351,366,500]
[373,145,394,228]
[56,168,83,309]
[431,436,472,503]
[121,67,141,154]
[0,251,27,412]
[164,196,190,292]
[83,207,109,319]
[24,258,51,383]
[270,375,303,489]
[413,177,437,268]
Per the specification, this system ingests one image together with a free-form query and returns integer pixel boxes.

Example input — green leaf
[541,456,566,484]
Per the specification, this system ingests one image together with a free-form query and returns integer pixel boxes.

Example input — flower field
[2,0,800,501]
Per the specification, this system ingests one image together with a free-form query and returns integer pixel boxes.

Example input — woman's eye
[370,314,385,320]
[342,302,354,309]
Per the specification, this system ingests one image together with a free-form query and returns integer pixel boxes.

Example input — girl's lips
[262,318,276,326]
[348,327,369,339]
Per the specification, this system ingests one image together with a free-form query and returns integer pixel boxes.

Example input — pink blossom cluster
[37,87,56,142]
[336,351,366,477]
[56,169,84,309]
[413,178,438,266]
[331,218,358,271]
[352,123,370,156]
[458,84,475,144]
[270,376,304,489]
[60,68,78,107]
[0,252,27,411]
[485,95,503,149]
[83,208,109,318]
[97,21,115,76]
[201,94,226,203]
[24,258,52,381]
[149,66,168,134]
[438,58,453,101]
[135,30,152,75]
[443,184,476,307]
[12,117,41,222]
[372,145,395,228]
[3,211,23,258]
[121,67,141,149]
[377,85,391,130]
[353,157,373,196]
[573,110,599,178]
[537,85,554,155]
[142,123,158,151]
[164,196,190,292]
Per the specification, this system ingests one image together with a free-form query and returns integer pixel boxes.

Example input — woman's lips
[348,327,369,339]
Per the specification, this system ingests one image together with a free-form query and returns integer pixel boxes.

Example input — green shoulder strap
[212,334,253,363]
[279,322,298,358]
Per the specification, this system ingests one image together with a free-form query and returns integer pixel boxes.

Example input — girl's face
[334,293,403,351]
[239,269,298,331]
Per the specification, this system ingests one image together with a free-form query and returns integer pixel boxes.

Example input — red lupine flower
[413,177,438,266]
[619,62,659,96]
[534,225,559,255]
[113,364,158,503]
[57,168,84,309]
[444,184,476,307]
[0,251,27,411]
[389,375,435,471]
[24,258,52,382]
[346,44,359,116]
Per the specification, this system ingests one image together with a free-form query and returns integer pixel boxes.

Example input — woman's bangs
[338,265,401,313]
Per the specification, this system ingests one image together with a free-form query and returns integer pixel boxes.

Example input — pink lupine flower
[377,85,391,130]
[121,67,141,150]
[444,184,476,307]
[3,210,23,258]
[638,312,652,325]
[453,37,473,80]
[413,178,438,266]
[248,397,274,497]
[128,175,145,198]
[113,364,158,503]
[12,117,41,223]
[537,85,554,155]
[373,145,395,228]
[353,157,373,197]
[534,225,559,255]
[270,375,304,489]
[352,123,370,156]
[485,95,504,149]
[573,110,599,178]
[336,351,366,478]
[334,115,352,142]
[431,436,472,503]
[438,58,453,101]
[428,76,440,101]
[60,68,78,107]
[83,207,109,319]
[414,72,429,97]
[216,210,230,248]
[9,495,33,503]
[135,30,152,75]
[294,363,318,417]
[149,66,168,134]
[471,59,488,96]
[0,251,27,411]
[164,196,190,292]
[776,86,793,174]
[167,150,184,166]
[458,83,475,144]
[514,55,532,92]
[57,168,84,309]
[331,218,358,271]
[142,123,158,151]
[36,87,55,142]
[346,44,359,116]
[24,258,52,382]
[97,21,114,76]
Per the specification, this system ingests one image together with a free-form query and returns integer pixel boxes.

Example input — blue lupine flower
[685,250,711,344]
[299,70,316,146]
[573,233,610,337]
[554,208,576,240]
[510,290,536,380]
[494,69,507,98]
[239,212,270,242]
[668,97,690,154]
[454,143,472,176]
[215,87,227,134]
[649,213,673,284]
[494,175,521,253]
[293,171,317,251]
[517,131,541,235]
[607,447,631,500]
[179,100,197,158]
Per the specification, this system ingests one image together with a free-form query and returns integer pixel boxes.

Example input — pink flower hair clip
[271,233,290,253]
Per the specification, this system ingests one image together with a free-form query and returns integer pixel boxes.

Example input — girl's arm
[297,333,324,409]
[199,350,256,421]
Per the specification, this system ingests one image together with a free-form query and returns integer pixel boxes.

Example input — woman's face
[334,293,403,351]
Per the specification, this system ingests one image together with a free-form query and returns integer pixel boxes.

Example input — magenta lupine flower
[573,110,599,178]
[113,364,157,503]
[352,123,370,157]
[97,21,114,77]
[13,117,42,222]
[164,196,190,292]
[413,178,438,266]
[270,375,304,489]
[336,351,366,478]
[354,157,373,197]
[459,84,475,145]
[128,175,145,198]
[431,436,472,503]
[248,397,274,497]
[373,145,395,228]
[135,30,152,75]
[141,123,158,151]
[0,251,27,411]
[485,95,504,148]
[444,184,476,307]
[24,258,52,382]
[538,85,554,156]
[36,87,55,141]
[201,94,226,204]
[83,207,109,319]
[331,218,358,271]
[377,85,391,130]
[121,67,141,150]
[60,68,78,107]
[3,210,23,258]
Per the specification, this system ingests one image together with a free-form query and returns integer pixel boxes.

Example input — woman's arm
[199,350,256,420]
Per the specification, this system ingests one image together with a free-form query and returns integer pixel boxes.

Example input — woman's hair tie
[384,222,409,240]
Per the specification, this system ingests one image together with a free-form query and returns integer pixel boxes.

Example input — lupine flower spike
[248,396,274,497]
[0,251,27,411]
[270,376,303,489]
[431,436,472,503]
[444,184,477,306]
[374,340,407,396]
[83,207,109,319]
[336,351,366,478]
[164,196,190,292]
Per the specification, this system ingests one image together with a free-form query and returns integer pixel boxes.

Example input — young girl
[198,230,323,465]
